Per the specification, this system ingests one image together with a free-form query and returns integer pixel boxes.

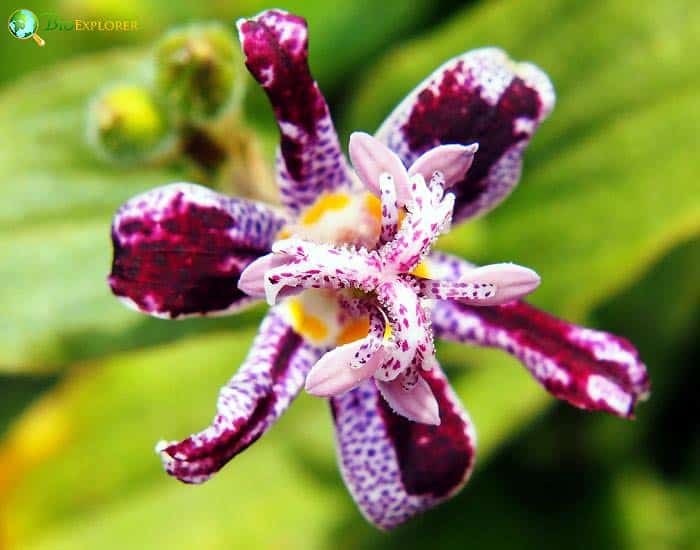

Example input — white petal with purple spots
[157,308,325,482]
[331,367,476,530]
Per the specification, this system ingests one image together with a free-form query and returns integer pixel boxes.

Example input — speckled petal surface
[375,280,425,380]
[237,10,353,214]
[433,299,649,417]
[422,251,477,280]
[262,239,384,304]
[331,368,476,530]
[157,308,325,483]
[379,172,453,273]
[412,262,540,305]
[376,47,555,223]
[109,183,287,319]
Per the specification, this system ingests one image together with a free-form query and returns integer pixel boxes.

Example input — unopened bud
[87,83,174,164]
[153,22,243,121]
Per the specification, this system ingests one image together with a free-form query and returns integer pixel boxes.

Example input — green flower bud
[87,83,174,164]
[153,22,244,121]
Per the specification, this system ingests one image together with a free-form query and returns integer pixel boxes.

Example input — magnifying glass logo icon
[8,9,46,47]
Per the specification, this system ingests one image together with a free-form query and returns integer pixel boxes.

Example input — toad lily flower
[240,135,542,424]
[108,9,650,529]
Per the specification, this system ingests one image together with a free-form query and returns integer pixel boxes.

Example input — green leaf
[0,330,348,548]
[612,468,699,550]
[581,237,700,469]
[345,0,700,146]
[595,236,700,382]
[0,375,56,439]
[465,86,700,320]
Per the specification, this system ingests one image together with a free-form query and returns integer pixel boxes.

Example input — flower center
[278,191,383,249]
[237,134,541,411]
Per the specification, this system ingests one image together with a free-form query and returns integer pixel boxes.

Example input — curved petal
[412,262,540,305]
[237,253,291,298]
[237,10,353,214]
[260,238,383,304]
[407,143,478,189]
[330,367,476,530]
[376,373,440,425]
[348,132,411,203]
[306,304,388,396]
[432,296,650,418]
[157,307,325,483]
[109,183,287,319]
[305,342,388,397]
[376,47,555,223]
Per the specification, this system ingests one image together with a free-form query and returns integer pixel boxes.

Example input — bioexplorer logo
[7,8,140,46]
[8,9,45,46]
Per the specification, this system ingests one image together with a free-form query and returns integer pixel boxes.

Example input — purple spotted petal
[375,279,426,380]
[376,47,555,223]
[379,173,453,274]
[158,308,325,483]
[237,10,353,214]
[330,367,476,530]
[433,299,650,418]
[261,238,383,304]
[423,251,477,280]
[109,183,286,319]
[412,262,541,305]
[305,342,388,398]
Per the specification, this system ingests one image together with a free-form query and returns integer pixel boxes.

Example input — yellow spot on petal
[301,193,351,226]
[288,299,328,342]
[336,315,392,345]
[365,193,406,228]
[288,298,305,327]
[336,316,370,345]
[365,194,382,223]
[397,209,406,229]
[410,260,431,279]
[276,227,291,239]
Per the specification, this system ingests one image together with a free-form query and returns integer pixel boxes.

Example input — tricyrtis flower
[108,9,650,529]
[240,134,543,426]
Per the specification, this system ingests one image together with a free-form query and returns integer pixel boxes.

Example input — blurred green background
[0,0,698,548]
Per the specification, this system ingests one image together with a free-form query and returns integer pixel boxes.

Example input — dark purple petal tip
[109,183,287,319]
[377,47,555,223]
[237,10,351,213]
[434,299,650,418]
[157,309,324,483]
[331,367,476,530]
